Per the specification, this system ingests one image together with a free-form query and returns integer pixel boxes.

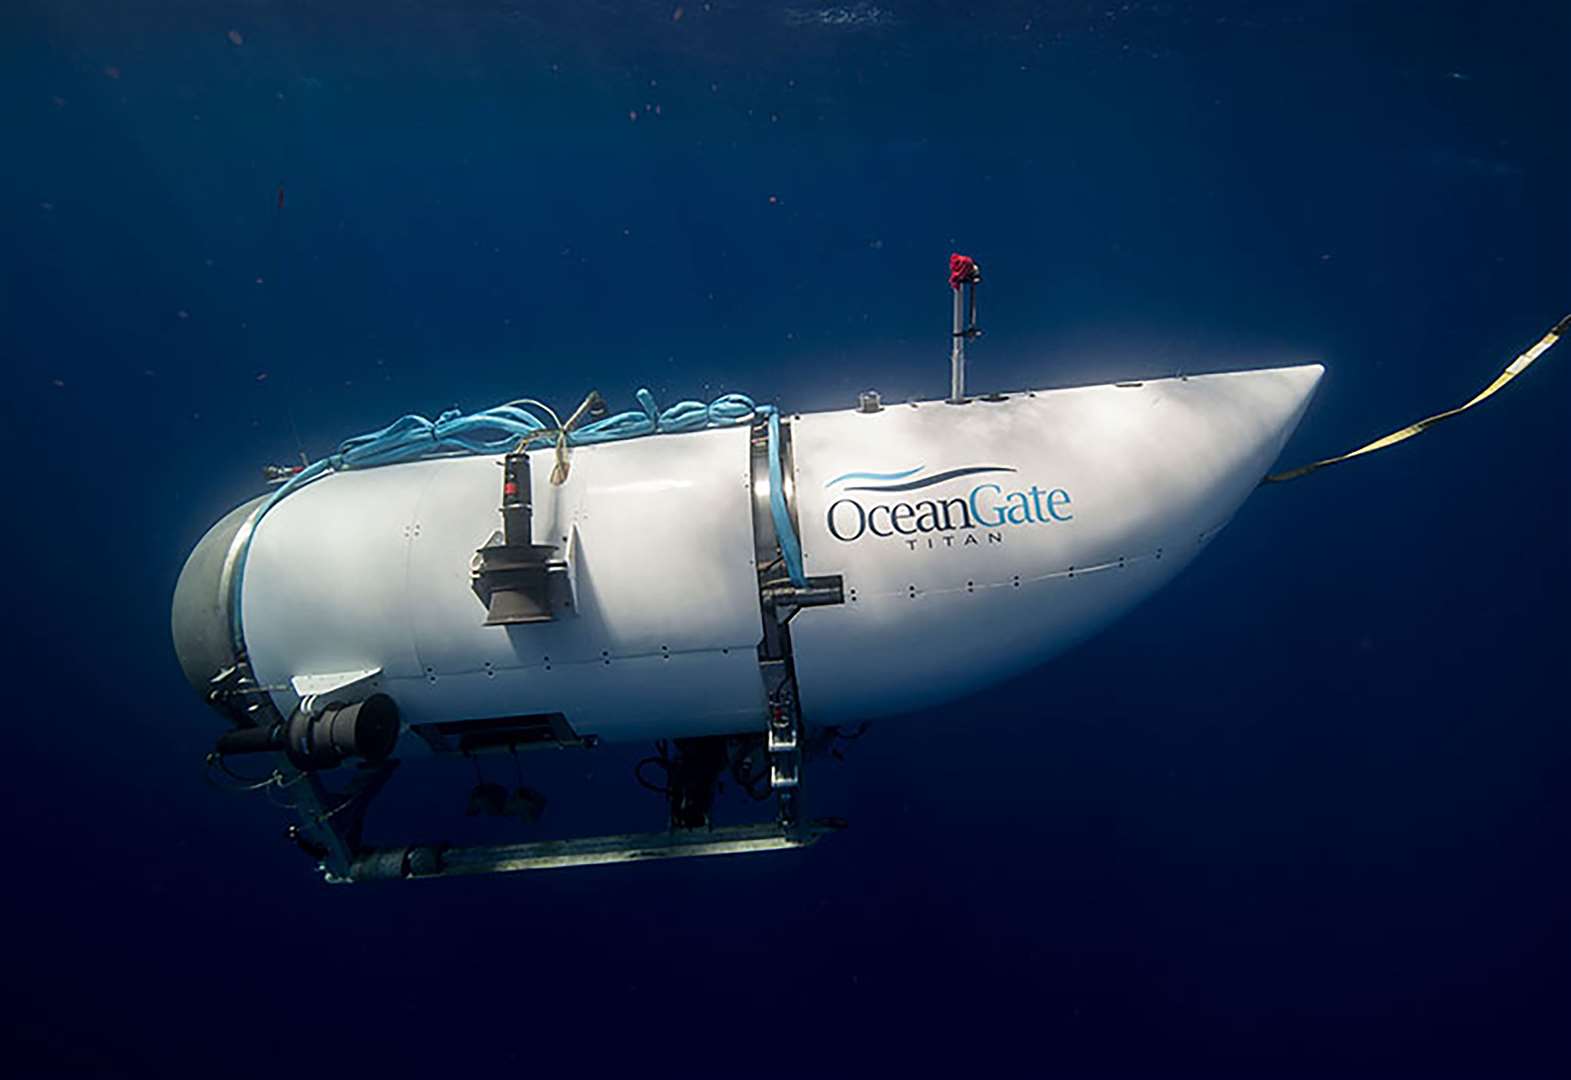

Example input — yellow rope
[1264,313,1569,483]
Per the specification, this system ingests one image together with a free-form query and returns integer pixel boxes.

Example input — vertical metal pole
[950,286,966,402]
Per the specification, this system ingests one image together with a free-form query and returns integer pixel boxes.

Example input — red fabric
[949,253,980,289]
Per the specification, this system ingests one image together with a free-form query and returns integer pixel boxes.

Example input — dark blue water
[4,3,1566,1076]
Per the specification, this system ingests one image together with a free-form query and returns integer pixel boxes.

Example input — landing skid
[296,705,836,884]
[339,819,843,883]
[206,636,843,885]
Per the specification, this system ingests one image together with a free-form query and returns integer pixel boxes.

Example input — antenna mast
[948,253,982,402]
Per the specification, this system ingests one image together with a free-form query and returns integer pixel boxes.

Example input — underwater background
[2,2,1566,1076]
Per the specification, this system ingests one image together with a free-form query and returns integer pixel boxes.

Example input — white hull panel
[241,426,769,739]
[788,365,1323,722]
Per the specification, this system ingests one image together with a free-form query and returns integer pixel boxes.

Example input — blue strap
[765,407,808,587]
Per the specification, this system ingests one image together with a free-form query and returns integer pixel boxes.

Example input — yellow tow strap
[1264,313,1570,484]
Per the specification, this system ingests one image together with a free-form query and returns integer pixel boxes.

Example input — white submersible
[173,255,1325,883]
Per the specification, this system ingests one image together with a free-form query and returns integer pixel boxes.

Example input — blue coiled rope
[230,389,805,646]
[293,388,758,476]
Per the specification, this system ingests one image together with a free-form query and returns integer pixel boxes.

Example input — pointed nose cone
[1214,362,1324,480]
[1030,362,1326,574]
[1272,361,1325,432]
[1154,362,1324,519]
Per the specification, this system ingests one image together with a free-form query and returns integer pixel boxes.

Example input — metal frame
[209,643,841,885]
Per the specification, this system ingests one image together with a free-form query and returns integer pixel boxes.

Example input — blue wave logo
[825,464,1016,493]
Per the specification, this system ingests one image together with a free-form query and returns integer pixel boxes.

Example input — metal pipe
[950,287,966,402]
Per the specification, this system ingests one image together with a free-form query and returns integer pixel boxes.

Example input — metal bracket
[290,667,382,700]
[471,449,566,625]
[746,413,846,833]
[206,652,361,880]
[766,687,802,832]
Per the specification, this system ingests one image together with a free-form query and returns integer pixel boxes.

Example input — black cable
[635,740,674,795]
[635,757,671,795]
[727,741,773,801]
[204,754,278,793]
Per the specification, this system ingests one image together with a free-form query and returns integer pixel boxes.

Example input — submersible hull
[175,365,1322,746]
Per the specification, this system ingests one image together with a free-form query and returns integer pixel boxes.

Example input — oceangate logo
[824,465,1072,548]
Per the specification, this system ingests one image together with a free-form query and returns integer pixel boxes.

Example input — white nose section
[787,364,1325,723]
[1106,363,1325,541]
[1173,362,1325,494]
